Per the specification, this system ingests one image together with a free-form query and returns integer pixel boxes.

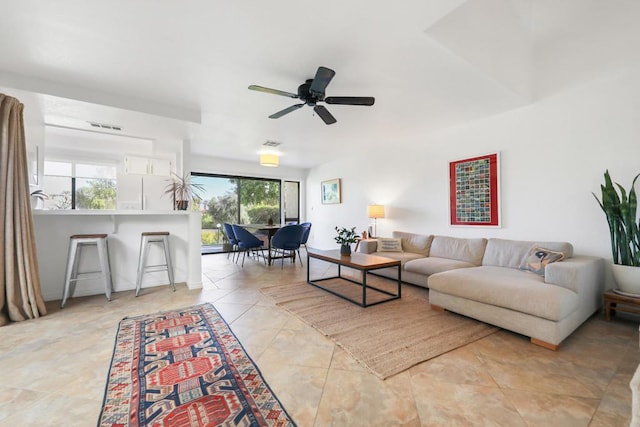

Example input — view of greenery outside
[76,179,116,209]
[45,178,116,210]
[192,175,281,247]
[43,161,117,210]
[240,179,280,224]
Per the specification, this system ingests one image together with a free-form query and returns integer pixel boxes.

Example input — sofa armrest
[359,239,378,254]
[544,256,604,294]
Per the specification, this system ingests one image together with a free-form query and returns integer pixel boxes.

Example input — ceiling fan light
[260,153,279,167]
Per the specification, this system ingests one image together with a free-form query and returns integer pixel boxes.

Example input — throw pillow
[520,247,566,276]
[377,238,403,252]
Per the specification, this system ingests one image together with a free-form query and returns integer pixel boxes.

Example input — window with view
[43,161,117,210]
[191,173,300,254]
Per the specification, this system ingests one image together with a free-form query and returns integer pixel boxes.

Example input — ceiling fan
[248,66,375,125]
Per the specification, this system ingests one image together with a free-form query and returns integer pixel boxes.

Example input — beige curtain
[0,93,47,326]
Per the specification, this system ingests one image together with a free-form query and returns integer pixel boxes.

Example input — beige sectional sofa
[358,231,604,349]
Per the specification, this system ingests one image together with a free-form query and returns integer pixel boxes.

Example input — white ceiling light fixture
[259,153,279,167]
[260,141,281,167]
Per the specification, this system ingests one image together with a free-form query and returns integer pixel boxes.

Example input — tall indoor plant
[593,170,640,294]
[164,172,205,210]
[334,226,359,256]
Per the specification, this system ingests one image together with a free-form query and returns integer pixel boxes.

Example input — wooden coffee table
[306,249,401,307]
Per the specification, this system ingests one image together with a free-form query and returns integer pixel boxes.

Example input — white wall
[306,67,640,270]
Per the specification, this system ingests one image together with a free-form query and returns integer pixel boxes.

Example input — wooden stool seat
[70,233,108,239]
[61,234,112,308]
[136,231,175,296]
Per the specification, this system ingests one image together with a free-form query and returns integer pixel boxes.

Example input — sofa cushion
[377,238,403,252]
[429,236,487,266]
[405,257,475,276]
[392,231,432,256]
[427,266,579,321]
[520,247,566,276]
[374,251,424,265]
[482,239,574,268]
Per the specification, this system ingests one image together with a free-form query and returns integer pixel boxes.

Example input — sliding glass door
[192,173,296,253]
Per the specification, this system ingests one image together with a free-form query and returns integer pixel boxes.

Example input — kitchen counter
[33,210,202,301]
[33,210,192,215]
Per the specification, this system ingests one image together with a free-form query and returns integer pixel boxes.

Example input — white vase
[612,264,640,296]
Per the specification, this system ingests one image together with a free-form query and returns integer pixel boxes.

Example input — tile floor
[0,252,638,426]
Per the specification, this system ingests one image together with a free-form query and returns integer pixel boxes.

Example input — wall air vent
[263,140,281,148]
[87,121,122,131]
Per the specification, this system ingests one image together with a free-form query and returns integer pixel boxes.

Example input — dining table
[243,223,295,266]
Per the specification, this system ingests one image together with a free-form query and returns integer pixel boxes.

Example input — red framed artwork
[449,153,500,227]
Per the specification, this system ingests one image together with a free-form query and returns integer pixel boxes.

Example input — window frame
[43,159,118,210]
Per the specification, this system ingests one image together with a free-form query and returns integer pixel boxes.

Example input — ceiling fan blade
[324,96,375,106]
[248,85,298,99]
[309,67,336,96]
[313,105,337,125]
[269,104,304,119]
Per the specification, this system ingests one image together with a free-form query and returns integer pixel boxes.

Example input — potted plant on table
[164,172,205,211]
[334,226,359,256]
[593,170,640,295]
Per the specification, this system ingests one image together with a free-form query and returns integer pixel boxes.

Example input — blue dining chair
[299,222,312,252]
[271,225,304,268]
[231,225,266,267]
[223,223,239,262]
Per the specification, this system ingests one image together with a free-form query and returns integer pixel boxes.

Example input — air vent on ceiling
[263,140,281,148]
[87,121,122,131]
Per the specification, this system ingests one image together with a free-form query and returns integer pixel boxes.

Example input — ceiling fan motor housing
[298,79,321,106]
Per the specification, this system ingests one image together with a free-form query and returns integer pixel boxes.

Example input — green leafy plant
[334,226,359,245]
[593,170,640,266]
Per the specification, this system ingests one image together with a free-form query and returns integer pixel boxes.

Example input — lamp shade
[367,204,385,219]
[260,153,279,167]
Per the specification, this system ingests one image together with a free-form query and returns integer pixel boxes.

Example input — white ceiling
[1,0,638,169]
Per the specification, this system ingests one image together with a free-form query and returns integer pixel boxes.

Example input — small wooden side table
[604,290,640,320]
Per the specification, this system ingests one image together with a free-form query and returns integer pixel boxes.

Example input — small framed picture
[321,178,341,204]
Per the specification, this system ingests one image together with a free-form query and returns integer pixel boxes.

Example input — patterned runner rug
[98,303,295,427]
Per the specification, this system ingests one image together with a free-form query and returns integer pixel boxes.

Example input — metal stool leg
[61,239,79,308]
[97,238,112,301]
[136,235,150,297]
[161,235,176,292]
[69,240,83,299]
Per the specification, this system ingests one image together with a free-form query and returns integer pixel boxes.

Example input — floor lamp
[367,205,385,238]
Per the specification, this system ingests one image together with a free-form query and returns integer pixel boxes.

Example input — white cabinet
[149,158,172,176]
[124,156,150,175]
[124,156,172,176]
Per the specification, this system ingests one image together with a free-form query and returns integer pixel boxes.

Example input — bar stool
[136,231,175,296]
[61,234,112,308]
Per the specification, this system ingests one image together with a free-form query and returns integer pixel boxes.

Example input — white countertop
[33,209,194,216]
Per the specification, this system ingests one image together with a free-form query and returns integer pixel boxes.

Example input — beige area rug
[261,280,498,379]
